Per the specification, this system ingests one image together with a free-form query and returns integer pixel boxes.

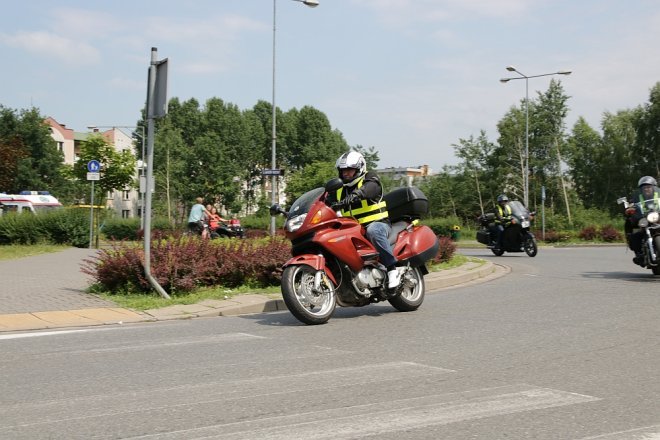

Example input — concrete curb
[0,261,506,333]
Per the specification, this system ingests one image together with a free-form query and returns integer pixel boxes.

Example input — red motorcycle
[270,178,439,325]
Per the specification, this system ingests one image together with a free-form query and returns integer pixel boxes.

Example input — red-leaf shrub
[432,235,456,264]
[599,225,622,242]
[578,226,598,241]
[82,236,292,295]
[541,229,570,243]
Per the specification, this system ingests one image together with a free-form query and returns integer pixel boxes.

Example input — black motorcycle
[618,196,660,275]
[211,222,245,239]
[476,200,538,257]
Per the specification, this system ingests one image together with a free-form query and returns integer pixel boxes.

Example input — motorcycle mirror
[324,178,344,192]
[269,204,286,217]
[616,197,627,205]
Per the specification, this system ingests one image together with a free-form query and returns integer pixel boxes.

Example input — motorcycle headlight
[647,211,659,224]
[285,213,307,232]
[521,220,530,228]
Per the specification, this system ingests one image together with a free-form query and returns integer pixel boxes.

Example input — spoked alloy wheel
[388,267,425,312]
[281,265,336,325]
[524,237,538,257]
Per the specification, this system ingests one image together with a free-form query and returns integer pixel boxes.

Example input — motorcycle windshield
[508,200,530,218]
[286,187,325,220]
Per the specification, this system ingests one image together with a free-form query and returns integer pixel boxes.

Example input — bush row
[83,232,457,295]
[0,208,91,247]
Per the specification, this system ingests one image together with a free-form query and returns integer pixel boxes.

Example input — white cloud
[0,31,100,65]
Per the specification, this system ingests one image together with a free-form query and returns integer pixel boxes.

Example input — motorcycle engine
[355,267,385,290]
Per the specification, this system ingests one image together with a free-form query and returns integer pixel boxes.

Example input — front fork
[645,229,658,265]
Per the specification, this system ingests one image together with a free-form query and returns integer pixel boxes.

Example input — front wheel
[281,265,336,325]
[652,235,660,275]
[491,248,505,256]
[524,236,538,257]
[388,267,425,312]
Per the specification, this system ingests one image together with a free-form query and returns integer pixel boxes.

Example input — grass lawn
[0,244,70,261]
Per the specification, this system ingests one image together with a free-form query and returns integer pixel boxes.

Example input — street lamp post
[500,66,571,207]
[87,125,146,227]
[270,0,319,236]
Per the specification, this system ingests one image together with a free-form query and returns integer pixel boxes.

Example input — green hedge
[0,208,90,247]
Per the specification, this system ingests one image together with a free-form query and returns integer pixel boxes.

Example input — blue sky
[1,0,659,172]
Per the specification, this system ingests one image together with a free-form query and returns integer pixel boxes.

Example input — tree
[534,79,571,222]
[72,135,136,196]
[634,82,660,177]
[284,161,337,205]
[453,131,494,215]
[0,106,65,193]
[0,136,28,191]
[565,117,604,208]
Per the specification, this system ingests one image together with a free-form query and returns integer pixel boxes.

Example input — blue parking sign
[87,160,101,172]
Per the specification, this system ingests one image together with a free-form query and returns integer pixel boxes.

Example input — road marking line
[0,362,454,429]
[0,329,94,340]
[123,384,600,439]
[577,424,660,439]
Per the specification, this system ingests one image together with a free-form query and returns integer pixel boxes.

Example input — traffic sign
[87,160,101,172]
[262,169,284,176]
[86,172,100,181]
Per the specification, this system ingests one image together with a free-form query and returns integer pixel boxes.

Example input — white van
[0,191,63,216]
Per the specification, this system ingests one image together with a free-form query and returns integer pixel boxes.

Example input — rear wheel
[281,265,335,325]
[524,236,538,257]
[388,267,425,312]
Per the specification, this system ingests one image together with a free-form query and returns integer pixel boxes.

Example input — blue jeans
[366,221,397,268]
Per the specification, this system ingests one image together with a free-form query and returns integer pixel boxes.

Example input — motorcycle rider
[326,151,400,289]
[626,176,660,265]
[492,194,513,251]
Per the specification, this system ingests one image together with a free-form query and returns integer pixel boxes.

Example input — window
[123,190,130,200]
[122,210,130,218]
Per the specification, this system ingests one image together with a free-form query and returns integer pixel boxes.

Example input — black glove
[343,190,363,208]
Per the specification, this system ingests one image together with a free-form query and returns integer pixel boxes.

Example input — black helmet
[638,176,657,188]
[497,194,509,203]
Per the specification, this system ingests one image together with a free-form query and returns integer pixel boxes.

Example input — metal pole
[88,180,95,249]
[140,126,146,230]
[270,0,278,236]
[524,77,529,208]
[144,47,170,300]
[501,68,571,207]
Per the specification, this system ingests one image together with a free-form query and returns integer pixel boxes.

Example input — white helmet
[336,151,366,186]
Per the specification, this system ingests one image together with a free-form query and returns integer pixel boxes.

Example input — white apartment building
[46,117,140,218]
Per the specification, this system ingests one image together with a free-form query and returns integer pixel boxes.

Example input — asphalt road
[1,246,660,439]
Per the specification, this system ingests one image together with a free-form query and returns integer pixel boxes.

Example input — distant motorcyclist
[325,151,400,289]
[625,176,660,265]
[492,194,513,251]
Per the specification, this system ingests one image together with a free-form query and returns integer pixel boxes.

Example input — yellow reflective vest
[496,204,512,224]
[336,176,388,225]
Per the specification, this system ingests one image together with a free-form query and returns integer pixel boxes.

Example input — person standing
[188,197,210,237]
